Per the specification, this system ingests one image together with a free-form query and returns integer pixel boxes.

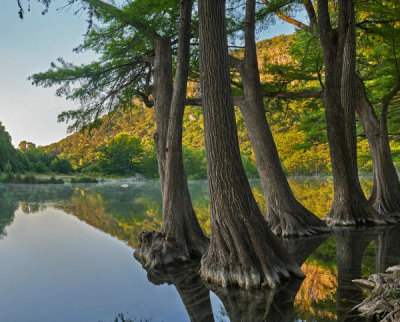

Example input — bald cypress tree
[198,0,303,289]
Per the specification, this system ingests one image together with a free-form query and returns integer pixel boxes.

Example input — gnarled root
[323,197,396,226]
[353,265,400,321]
[267,206,330,238]
[134,230,191,268]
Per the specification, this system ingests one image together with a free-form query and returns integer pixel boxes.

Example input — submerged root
[353,265,400,321]
[267,207,330,238]
[323,200,397,226]
[200,253,304,289]
[133,230,191,268]
[370,196,400,220]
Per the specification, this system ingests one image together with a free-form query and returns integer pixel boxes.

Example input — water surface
[0,179,398,321]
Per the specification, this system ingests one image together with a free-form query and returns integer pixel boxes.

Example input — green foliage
[0,122,26,173]
[0,174,64,184]
[295,109,328,149]
[3,161,13,175]
[135,145,159,179]
[241,153,259,178]
[98,133,144,175]
[70,176,98,183]
[182,146,207,179]
[50,158,73,174]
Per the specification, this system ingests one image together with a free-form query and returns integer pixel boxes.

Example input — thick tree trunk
[318,0,389,225]
[152,36,173,192]
[135,1,208,267]
[355,76,400,217]
[198,0,303,289]
[236,0,328,237]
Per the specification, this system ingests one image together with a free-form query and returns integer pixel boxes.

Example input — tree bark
[235,0,328,237]
[152,36,173,192]
[318,0,389,225]
[134,1,208,267]
[262,0,400,219]
[355,76,400,217]
[198,0,303,289]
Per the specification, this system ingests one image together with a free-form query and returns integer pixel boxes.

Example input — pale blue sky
[0,1,300,147]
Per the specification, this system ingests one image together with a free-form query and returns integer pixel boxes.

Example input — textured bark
[267,0,400,219]
[355,76,400,217]
[137,261,214,322]
[152,36,173,192]
[234,0,328,237]
[135,1,208,267]
[333,228,375,321]
[318,0,389,225]
[198,0,303,289]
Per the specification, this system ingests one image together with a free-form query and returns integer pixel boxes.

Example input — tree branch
[83,0,159,39]
[261,0,309,31]
[303,0,317,34]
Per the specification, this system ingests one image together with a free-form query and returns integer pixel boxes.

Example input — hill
[43,35,400,177]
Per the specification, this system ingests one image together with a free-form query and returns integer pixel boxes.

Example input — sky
[0,1,300,147]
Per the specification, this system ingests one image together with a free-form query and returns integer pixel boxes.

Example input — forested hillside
[43,35,400,178]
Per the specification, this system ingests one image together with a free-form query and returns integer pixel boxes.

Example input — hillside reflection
[0,179,398,321]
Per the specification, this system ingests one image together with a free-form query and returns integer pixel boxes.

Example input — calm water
[0,178,399,322]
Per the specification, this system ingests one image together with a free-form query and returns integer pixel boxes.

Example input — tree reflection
[136,261,214,322]
[0,186,18,238]
[374,224,400,273]
[333,227,378,321]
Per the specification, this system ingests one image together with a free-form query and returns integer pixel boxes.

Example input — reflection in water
[1,180,400,322]
[333,228,375,322]
[374,225,400,273]
[0,186,18,238]
[137,262,214,322]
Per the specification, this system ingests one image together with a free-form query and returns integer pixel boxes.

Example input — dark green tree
[98,133,143,175]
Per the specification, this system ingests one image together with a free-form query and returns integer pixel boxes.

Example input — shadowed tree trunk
[318,0,389,225]
[355,76,400,217]
[374,225,400,273]
[136,261,214,322]
[232,0,328,237]
[198,0,303,289]
[152,36,173,191]
[333,228,375,321]
[134,0,208,267]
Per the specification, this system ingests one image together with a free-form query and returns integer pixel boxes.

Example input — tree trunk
[134,1,208,267]
[318,0,389,225]
[236,0,328,237]
[198,0,303,289]
[355,76,400,217]
[152,36,173,192]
